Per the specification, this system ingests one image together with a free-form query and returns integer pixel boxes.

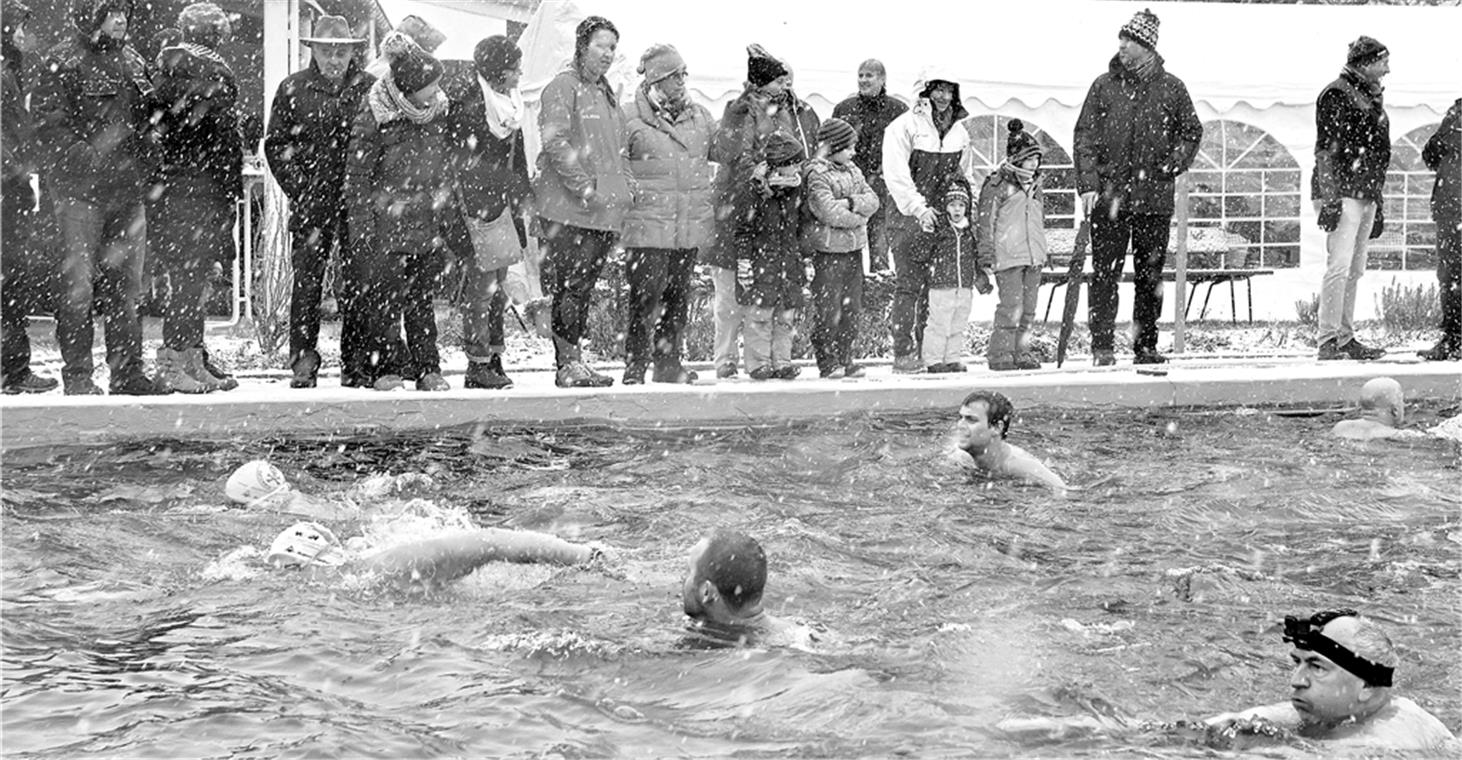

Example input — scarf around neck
[368,75,447,126]
[1002,160,1037,188]
[1128,53,1158,82]
[1342,65,1385,99]
[477,74,522,139]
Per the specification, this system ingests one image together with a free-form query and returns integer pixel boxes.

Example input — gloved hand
[974,268,995,295]
[1369,204,1385,240]
[1317,200,1342,233]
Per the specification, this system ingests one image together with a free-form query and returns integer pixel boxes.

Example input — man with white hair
[1205,609,1457,752]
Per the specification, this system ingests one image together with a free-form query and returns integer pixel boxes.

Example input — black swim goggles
[1282,609,1394,688]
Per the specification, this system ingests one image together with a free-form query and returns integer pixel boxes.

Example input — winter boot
[465,355,513,389]
[199,346,239,390]
[892,354,925,374]
[155,348,211,394]
[181,348,226,392]
[291,349,321,388]
[2,371,59,394]
[1419,334,1460,361]
[652,359,697,384]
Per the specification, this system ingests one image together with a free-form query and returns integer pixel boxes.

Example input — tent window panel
[1373,123,1440,271]
[1190,120,1301,269]
[1267,193,1299,218]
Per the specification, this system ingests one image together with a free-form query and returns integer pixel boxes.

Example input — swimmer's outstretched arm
[1204,701,1299,729]
[355,528,596,585]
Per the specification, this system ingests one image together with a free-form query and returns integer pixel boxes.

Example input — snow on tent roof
[519,0,1459,113]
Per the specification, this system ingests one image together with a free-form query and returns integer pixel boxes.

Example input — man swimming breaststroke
[1204,609,1458,752]
[950,391,1068,494]
[680,530,821,648]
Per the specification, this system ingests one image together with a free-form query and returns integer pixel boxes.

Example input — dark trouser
[1438,216,1461,339]
[810,251,864,373]
[1089,210,1170,353]
[539,221,617,366]
[289,220,346,361]
[348,246,442,382]
[53,196,147,386]
[461,262,508,362]
[866,184,892,273]
[889,216,932,358]
[624,247,696,369]
[151,175,235,350]
[2,179,36,383]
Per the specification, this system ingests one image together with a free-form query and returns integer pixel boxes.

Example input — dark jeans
[810,251,864,372]
[289,220,346,361]
[624,247,696,368]
[889,216,932,358]
[53,196,147,386]
[347,246,442,383]
[1438,216,1461,338]
[1,179,36,383]
[539,220,617,366]
[151,175,235,350]
[1089,210,1170,353]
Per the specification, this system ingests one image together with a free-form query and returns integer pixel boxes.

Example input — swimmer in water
[1331,377,1424,441]
[950,390,1067,493]
[1204,609,1458,752]
[681,529,820,648]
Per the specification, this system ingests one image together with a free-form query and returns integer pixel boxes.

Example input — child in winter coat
[976,120,1049,371]
[734,130,808,380]
[804,118,879,379]
[917,181,982,372]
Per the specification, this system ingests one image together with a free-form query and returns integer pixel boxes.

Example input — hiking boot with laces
[465,356,514,389]
[1341,339,1385,360]
[2,371,59,394]
[557,361,612,388]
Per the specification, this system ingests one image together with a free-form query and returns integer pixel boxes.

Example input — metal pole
[1172,175,1191,354]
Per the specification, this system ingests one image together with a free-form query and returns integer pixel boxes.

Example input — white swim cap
[267,521,347,567]
[226,460,291,506]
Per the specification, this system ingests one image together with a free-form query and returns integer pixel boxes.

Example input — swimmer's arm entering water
[1204,702,1300,731]
[354,528,596,586]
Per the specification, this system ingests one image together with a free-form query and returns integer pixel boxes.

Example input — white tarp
[378,0,509,62]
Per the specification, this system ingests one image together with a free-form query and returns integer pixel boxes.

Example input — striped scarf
[368,75,447,126]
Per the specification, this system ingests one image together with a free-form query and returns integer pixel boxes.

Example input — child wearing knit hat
[975,120,1050,372]
[737,130,807,381]
[916,180,980,373]
[804,118,880,379]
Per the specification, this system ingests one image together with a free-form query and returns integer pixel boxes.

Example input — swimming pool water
[3,406,1459,757]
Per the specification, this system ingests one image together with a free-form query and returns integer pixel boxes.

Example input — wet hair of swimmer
[696,529,767,610]
[962,390,1015,439]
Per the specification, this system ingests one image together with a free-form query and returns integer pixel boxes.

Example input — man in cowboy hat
[263,14,374,388]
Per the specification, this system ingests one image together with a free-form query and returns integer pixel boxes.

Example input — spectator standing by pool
[737,131,807,381]
[1312,36,1391,362]
[804,117,878,380]
[264,15,373,389]
[343,44,453,391]
[919,182,980,373]
[883,68,976,375]
[148,2,242,394]
[1073,8,1202,367]
[1,0,58,395]
[707,44,819,380]
[442,35,531,391]
[1419,97,1460,361]
[977,120,1049,372]
[534,16,631,389]
[33,0,162,396]
[620,43,714,386]
[832,59,906,273]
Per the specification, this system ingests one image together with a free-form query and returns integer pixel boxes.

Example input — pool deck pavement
[1,352,1457,452]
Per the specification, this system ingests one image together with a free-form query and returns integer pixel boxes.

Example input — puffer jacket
[1313,68,1391,203]
[915,215,978,290]
[343,83,456,255]
[264,60,374,232]
[621,84,715,250]
[975,166,1048,272]
[1423,98,1461,226]
[533,66,631,233]
[31,0,155,203]
[150,41,242,201]
[802,157,878,253]
[1073,54,1202,216]
[705,85,820,268]
[882,67,974,224]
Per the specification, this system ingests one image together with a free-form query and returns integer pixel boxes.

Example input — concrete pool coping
[1,355,1457,451]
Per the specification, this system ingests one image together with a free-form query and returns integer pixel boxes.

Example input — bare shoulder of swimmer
[1331,420,1424,441]
[1003,443,1069,494]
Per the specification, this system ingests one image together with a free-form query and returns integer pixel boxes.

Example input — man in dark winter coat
[148,1,242,394]
[1312,36,1391,362]
[1420,98,1461,361]
[1,0,58,394]
[32,0,162,395]
[832,59,906,273]
[264,15,374,388]
[1074,8,1202,367]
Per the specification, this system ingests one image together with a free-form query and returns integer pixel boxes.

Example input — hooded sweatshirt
[882,67,976,224]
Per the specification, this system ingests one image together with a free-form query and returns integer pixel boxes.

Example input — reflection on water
[3,407,1459,757]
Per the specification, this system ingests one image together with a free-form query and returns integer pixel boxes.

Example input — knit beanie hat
[396,14,445,54]
[575,15,618,59]
[818,117,856,155]
[474,35,521,82]
[1006,119,1042,163]
[391,47,443,95]
[178,2,229,47]
[747,43,789,88]
[764,130,806,168]
[1119,8,1160,51]
[1347,36,1388,66]
[638,43,685,85]
[944,182,970,208]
